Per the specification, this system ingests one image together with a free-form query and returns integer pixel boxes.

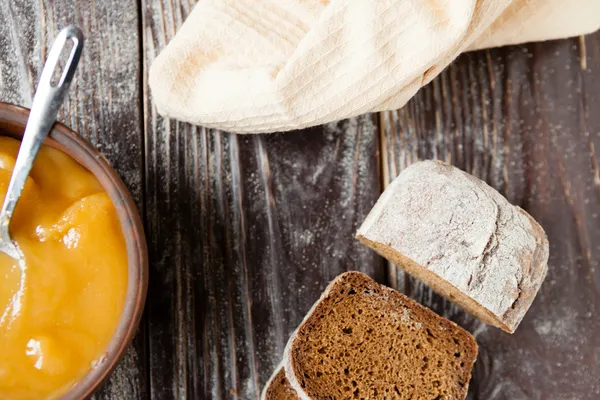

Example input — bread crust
[357,160,549,333]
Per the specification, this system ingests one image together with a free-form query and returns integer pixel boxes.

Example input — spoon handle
[0,26,83,224]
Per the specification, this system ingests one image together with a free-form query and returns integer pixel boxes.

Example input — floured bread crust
[357,160,549,333]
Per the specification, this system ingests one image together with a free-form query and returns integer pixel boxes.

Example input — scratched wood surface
[0,1,147,399]
[381,34,600,399]
[2,1,600,399]
[142,2,383,399]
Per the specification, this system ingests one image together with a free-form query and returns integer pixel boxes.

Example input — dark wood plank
[142,1,384,398]
[381,33,600,399]
[0,1,147,399]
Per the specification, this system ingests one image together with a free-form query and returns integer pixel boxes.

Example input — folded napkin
[149,0,600,134]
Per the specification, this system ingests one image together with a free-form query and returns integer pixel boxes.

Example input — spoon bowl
[0,224,21,260]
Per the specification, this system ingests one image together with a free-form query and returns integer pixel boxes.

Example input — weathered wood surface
[0,1,147,399]
[381,33,600,399]
[142,3,383,399]
[2,1,600,399]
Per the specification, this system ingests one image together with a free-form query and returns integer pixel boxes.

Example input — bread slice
[261,364,299,400]
[283,271,477,400]
[356,160,549,333]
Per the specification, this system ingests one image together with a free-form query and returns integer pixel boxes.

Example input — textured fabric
[149,0,600,133]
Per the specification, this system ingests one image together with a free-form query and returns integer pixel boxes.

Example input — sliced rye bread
[261,364,299,400]
[283,271,477,400]
[356,160,549,333]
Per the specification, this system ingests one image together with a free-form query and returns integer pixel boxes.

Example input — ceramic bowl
[0,101,148,399]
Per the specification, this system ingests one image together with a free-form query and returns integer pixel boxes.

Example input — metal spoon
[0,26,84,261]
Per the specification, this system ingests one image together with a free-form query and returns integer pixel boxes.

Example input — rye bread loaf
[283,271,477,400]
[356,160,549,333]
[261,365,299,400]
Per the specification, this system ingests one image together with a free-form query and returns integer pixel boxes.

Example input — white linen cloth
[149,0,600,133]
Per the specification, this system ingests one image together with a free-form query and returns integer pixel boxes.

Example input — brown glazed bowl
[0,102,148,399]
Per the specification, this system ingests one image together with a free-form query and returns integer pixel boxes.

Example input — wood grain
[0,1,147,399]
[381,33,600,399]
[2,1,600,399]
[142,1,384,399]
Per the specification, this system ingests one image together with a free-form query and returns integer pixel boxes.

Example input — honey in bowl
[0,136,128,399]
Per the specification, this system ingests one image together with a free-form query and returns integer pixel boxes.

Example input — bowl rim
[0,101,148,399]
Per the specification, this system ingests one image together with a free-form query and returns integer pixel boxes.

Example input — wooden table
[1,2,599,399]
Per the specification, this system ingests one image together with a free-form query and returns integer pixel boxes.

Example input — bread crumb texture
[263,367,299,400]
[287,272,477,400]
